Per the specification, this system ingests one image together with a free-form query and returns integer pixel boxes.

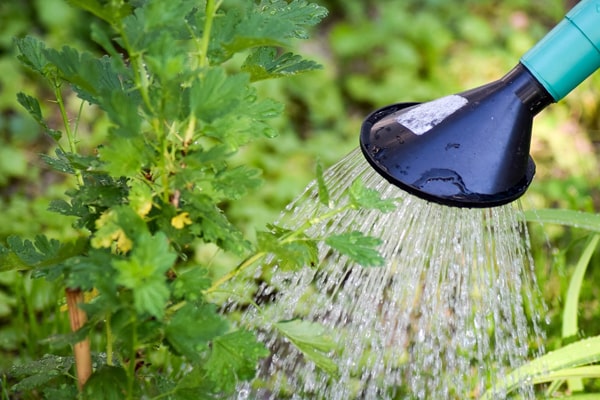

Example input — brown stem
[65,288,92,391]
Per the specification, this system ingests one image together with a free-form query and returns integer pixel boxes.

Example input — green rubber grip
[521,0,600,101]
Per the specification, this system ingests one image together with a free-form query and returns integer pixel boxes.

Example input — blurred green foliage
[2,0,600,397]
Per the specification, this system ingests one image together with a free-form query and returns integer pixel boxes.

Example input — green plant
[0,1,397,398]
[481,209,600,399]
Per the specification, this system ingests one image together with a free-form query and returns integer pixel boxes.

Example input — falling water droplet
[228,148,546,399]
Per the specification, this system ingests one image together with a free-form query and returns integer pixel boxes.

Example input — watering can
[360,0,600,208]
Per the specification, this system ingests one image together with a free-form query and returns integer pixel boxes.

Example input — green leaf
[257,225,318,270]
[98,136,149,177]
[41,148,76,174]
[172,268,212,301]
[325,231,384,267]
[90,24,128,75]
[205,329,270,392]
[82,365,128,400]
[113,231,177,318]
[165,303,229,363]
[102,90,142,138]
[524,209,600,232]
[190,68,250,123]
[16,92,61,139]
[255,0,329,40]
[562,234,599,392]
[62,248,114,291]
[274,319,339,377]
[66,0,132,25]
[9,354,74,391]
[173,366,220,400]
[43,45,123,106]
[209,0,328,62]
[316,160,331,207]
[0,235,86,273]
[15,36,50,75]
[480,335,600,400]
[563,234,600,338]
[348,179,397,212]
[213,165,262,200]
[242,47,321,81]
[187,196,251,255]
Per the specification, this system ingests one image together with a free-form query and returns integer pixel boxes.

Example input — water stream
[232,148,546,399]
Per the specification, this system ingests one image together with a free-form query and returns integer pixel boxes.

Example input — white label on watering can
[396,94,468,135]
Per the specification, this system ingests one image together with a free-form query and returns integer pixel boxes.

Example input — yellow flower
[171,212,192,229]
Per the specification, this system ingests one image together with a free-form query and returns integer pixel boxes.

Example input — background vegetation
[1,0,600,398]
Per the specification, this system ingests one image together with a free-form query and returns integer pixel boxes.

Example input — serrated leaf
[274,319,339,377]
[257,226,318,271]
[15,36,50,75]
[190,68,249,123]
[43,46,123,106]
[41,148,75,174]
[66,0,132,25]
[9,354,74,377]
[172,268,211,301]
[17,92,45,127]
[325,231,384,267]
[113,231,177,318]
[188,196,251,255]
[213,165,262,200]
[204,98,283,149]
[48,199,80,217]
[166,303,229,363]
[9,354,74,392]
[63,248,114,291]
[82,366,128,400]
[98,137,150,178]
[205,330,269,392]
[0,235,86,273]
[256,0,329,40]
[173,366,221,400]
[89,25,129,79]
[242,47,321,81]
[209,0,328,62]
[348,179,398,212]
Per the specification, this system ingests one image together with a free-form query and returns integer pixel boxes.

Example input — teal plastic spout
[521,0,600,101]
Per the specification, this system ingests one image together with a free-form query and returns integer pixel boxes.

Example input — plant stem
[106,312,114,366]
[204,251,266,295]
[65,288,92,391]
[126,315,138,400]
[199,0,221,68]
[203,203,354,295]
[54,85,84,186]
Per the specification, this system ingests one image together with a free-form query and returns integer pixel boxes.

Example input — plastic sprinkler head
[360,0,600,208]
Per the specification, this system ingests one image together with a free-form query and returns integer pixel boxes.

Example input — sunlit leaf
[205,330,270,392]
[348,179,397,212]
[325,231,384,267]
[274,319,339,377]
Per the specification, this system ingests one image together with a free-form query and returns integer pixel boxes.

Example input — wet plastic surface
[360,64,553,208]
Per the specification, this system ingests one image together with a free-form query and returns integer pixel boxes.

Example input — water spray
[361,0,600,208]
[236,2,600,398]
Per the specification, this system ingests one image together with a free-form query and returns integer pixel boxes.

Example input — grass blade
[524,209,600,232]
[562,234,600,392]
[480,336,600,400]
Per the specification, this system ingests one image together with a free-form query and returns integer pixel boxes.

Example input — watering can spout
[360,0,600,208]
[360,64,551,208]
